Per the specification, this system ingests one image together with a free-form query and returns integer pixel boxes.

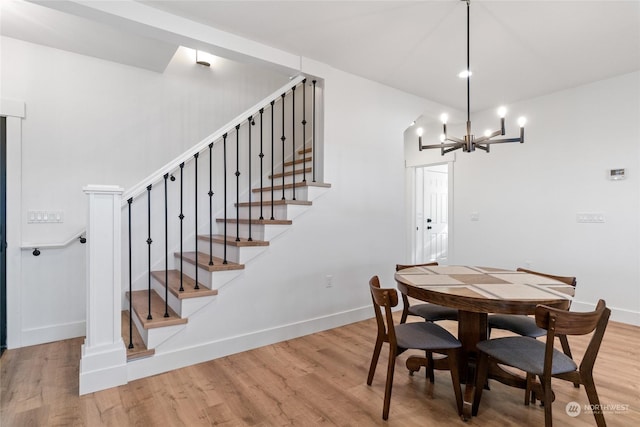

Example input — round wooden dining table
[394,265,575,419]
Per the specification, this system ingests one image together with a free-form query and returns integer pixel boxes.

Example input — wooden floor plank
[1,317,638,426]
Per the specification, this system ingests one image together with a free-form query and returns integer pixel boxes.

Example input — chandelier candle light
[418,0,526,155]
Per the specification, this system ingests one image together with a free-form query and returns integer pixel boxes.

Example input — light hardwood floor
[1,316,638,426]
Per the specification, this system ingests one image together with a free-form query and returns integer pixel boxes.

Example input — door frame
[407,161,454,265]
[1,116,6,353]
[1,99,25,350]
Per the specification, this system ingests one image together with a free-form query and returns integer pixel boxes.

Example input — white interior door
[415,164,448,264]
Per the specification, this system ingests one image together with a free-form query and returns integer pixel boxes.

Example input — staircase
[116,77,331,369]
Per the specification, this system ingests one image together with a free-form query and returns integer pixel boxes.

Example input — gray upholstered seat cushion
[488,314,546,338]
[396,321,461,351]
[409,303,458,321]
[477,336,577,375]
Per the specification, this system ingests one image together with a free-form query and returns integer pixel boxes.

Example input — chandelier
[418,0,526,155]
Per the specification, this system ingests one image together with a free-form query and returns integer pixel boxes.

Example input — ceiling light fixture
[419,0,526,155]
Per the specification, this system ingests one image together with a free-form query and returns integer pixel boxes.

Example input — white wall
[405,71,640,324]
[1,36,291,346]
[2,32,448,347]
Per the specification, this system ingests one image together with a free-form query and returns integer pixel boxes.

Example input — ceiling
[3,1,640,113]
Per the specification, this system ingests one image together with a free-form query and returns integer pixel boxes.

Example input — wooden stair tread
[151,270,218,299]
[252,182,332,193]
[121,310,155,361]
[298,147,312,154]
[284,157,312,167]
[128,290,187,329]
[177,251,245,271]
[235,199,312,207]
[198,234,269,247]
[269,167,312,179]
[216,218,292,225]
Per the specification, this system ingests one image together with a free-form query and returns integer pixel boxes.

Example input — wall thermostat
[609,168,626,180]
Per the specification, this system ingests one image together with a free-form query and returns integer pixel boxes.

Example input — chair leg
[382,347,397,420]
[472,352,489,417]
[542,374,553,427]
[426,351,435,383]
[582,373,606,427]
[559,335,579,388]
[446,349,464,417]
[525,372,535,406]
[367,338,383,386]
[400,306,409,324]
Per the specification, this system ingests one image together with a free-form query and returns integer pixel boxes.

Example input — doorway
[1,116,6,354]
[414,164,449,264]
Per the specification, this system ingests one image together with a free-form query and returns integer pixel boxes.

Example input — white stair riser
[270,174,305,186]
[237,205,289,220]
[237,204,310,221]
[175,259,244,289]
[256,185,328,202]
[284,162,313,174]
[216,222,290,241]
[150,276,215,318]
[130,306,187,349]
[197,239,268,264]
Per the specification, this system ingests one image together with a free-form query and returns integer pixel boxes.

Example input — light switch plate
[28,210,64,223]
[576,213,605,223]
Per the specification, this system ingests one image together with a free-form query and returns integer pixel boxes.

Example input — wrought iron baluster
[291,85,296,200]
[270,100,275,220]
[312,80,317,182]
[222,134,228,264]
[146,184,152,320]
[193,153,200,289]
[259,108,264,220]
[281,93,286,200]
[302,79,307,182]
[179,162,185,292]
[127,198,133,349]
[208,142,214,266]
[247,116,253,242]
[163,174,169,318]
[235,124,241,242]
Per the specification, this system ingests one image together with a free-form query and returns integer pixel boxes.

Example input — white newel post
[79,185,127,395]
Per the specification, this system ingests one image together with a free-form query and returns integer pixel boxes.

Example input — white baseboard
[570,300,639,326]
[79,340,128,395]
[21,320,85,347]
[127,305,372,382]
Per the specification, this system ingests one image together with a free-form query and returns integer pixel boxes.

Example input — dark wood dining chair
[396,263,459,383]
[488,268,577,368]
[473,299,610,427]
[396,263,459,324]
[366,276,463,420]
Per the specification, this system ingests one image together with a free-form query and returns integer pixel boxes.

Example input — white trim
[2,99,24,349]
[571,300,640,326]
[407,159,456,264]
[79,340,127,395]
[20,320,85,347]
[0,98,25,118]
[127,305,372,382]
